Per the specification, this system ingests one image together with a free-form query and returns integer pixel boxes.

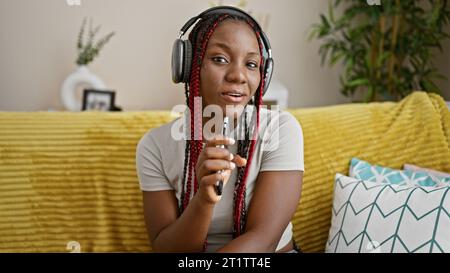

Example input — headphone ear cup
[171,39,184,83]
[182,40,193,83]
[262,58,274,96]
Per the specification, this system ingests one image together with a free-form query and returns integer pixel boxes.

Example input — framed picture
[82,89,115,111]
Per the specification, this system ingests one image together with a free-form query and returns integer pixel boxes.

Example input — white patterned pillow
[350,158,450,187]
[326,174,450,253]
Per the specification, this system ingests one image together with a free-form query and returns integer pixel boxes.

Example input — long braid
[190,14,232,252]
[192,14,230,203]
[180,15,224,213]
[233,109,250,236]
[233,29,266,237]
[179,83,190,213]
[178,13,267,245]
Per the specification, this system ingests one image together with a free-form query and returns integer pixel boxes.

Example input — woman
[136,6,304,252]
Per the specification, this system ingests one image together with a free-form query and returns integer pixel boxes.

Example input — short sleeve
[136,131,174,192]
[260,111,304,172]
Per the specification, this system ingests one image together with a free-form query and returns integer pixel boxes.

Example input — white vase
[60,65,106,111]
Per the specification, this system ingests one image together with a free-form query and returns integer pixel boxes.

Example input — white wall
[0,0,448,111]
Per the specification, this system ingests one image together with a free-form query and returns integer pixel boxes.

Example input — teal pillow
[349,158,450,187]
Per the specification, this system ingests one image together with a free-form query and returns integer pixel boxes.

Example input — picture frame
[82,89,116,111]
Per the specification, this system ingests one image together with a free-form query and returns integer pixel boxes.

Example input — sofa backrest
[0,92,448,252]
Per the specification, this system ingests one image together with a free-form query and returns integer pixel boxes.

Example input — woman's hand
[195,136,247,205]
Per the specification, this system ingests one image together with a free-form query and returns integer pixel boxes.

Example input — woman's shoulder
[258,107,302,131]
[137,118,181,151]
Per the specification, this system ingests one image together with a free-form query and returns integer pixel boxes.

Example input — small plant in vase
[60,18,115,111]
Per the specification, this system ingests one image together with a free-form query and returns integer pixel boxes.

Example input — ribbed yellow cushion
[0,112,175,252]
[0,92,448,252]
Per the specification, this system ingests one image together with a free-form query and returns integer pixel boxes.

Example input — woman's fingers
[198,170,232,203]
[197,159,235,179]
[196,137,234,167]
[200,170,231,187]
[233,154,247,167]
[204,136,235,148]
[202,147,234,161]
[194,135,249,203]
[197,151,246,180]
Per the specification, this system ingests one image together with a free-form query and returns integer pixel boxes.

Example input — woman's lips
[220,92,246,103]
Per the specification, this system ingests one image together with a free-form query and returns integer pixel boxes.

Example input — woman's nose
[225,63,246,84]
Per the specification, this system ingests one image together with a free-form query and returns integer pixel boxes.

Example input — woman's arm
[142,190,215,252]
[142,136,246,252]
[217,170,303,253]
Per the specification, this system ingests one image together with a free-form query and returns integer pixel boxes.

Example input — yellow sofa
[0,91,449,253]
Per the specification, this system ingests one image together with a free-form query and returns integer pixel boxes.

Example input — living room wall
[0,0,449,111]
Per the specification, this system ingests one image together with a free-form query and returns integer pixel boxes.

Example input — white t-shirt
[136,106,304,252]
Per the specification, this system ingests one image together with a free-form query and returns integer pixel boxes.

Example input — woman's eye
[247,62,258,69]
[212,57,228,64]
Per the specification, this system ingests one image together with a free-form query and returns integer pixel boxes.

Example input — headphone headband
[178,6,271,58]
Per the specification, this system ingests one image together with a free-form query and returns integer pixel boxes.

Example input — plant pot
[60,65,106,111]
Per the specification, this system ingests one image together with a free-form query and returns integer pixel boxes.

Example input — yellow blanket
[0,92,448,252]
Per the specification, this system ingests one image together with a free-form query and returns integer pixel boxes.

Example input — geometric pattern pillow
[403,164,450,180]
[350,158,449,187]
[326,174,450,253]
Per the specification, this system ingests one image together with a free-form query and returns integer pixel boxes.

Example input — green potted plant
[310,0,450,102]
[76,18,115,66]
[60,18,115,111]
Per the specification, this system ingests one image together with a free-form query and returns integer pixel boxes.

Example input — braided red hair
[179,13,266,249]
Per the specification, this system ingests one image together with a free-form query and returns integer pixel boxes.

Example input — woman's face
[200,19,262,117]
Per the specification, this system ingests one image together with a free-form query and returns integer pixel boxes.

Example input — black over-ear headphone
[171,6,274,96]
